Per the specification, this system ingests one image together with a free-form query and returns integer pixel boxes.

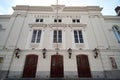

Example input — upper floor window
[36,19,43,22]
[31,30,42,43]
[72,19,80,23]
[54,19,62,23]
[112,25,120,43]
[53,30,62,43]
[74,30,84,43]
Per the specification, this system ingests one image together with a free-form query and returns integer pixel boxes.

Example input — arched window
[112,25,120,43]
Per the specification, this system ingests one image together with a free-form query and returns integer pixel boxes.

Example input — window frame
[53,30,62,43]
[31,30,42,43]
[35,19,44,22]
[72,19,80,23]
[74,30,84,43]
[54,19,62,23]
[112,25,120,43]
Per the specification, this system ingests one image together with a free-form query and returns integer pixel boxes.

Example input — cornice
[12,5,102,12]
[104,16,120,20]
[63,6,102,12]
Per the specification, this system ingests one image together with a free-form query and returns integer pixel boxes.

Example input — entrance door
[76,55,91,77]
[23,54,38,78]
[50,55,64,78]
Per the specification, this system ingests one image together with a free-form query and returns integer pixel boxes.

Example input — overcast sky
[0,0,120,15]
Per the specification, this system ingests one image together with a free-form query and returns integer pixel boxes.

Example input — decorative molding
[29,23,47,28]
[68,24,87,28]
[48,24,67,28]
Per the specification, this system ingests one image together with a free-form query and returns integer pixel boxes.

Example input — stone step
[3,78,120,80]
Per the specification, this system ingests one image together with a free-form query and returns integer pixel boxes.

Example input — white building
[0,5,120,79]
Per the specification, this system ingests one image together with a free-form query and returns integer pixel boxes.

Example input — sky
[0,0,120,15]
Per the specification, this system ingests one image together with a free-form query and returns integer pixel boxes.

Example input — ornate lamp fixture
[93,48,99,58]
[14,48,21,58]
[67,48,72,59]
[42,48,47,58]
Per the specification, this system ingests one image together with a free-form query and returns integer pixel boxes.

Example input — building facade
[0,5,120,79]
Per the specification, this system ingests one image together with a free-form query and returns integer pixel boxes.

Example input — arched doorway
[22,54,38,78]
[50,55,64,78]
[76,55,91,77]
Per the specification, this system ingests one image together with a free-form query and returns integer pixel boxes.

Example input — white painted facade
[0,5,120,79]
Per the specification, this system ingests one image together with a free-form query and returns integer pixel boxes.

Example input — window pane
[58,38,62,43]
[31,30,37,43]
[74,30,78,43]
[58,19,62,22]
[40,19,43,22]
[53,30,57,43]
[54,19,57,22]
[77,19,80,23]
[78,31,84,43]
[80,39,84,43]
[36,30,41,43]
[113,26,120,43]
[73,19,76,23]
[36,19,39,22]
[58,30,62,43]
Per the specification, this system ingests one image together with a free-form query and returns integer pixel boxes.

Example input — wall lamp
[93,48,99,59]
[67,48,72,59]
[42,48,47,59]
[14,48,21,58]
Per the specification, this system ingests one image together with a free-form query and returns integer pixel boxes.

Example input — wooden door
[23,55,38,78]
[76,55,91,77]
[50,55,64,78]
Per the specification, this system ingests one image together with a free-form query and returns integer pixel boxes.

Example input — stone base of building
[1,70,120,79]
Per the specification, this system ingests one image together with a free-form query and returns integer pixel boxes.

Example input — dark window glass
[58,19,62,22]
[74,30,84,43]
[78,30,84,43]
[31,30,37,43]
[53,30,62,43]
[74,30,78,43]
[40,19,43,22]
[36,19,39,22]
[58,30,62,43]
[73,19,76,23]
[31,30,42,43]
[112,26,120,43]
[54,19,57,22]
[53,30,57,43]
[36,30,41,43]
[77,19,80,23]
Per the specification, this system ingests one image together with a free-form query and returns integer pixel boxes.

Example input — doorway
[50,55,64,78]
[22,54,38,78]
[76,55,91,77]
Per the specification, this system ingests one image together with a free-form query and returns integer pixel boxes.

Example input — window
[72,19,80,23]
[53,30,62,43]
[72,19,76,23]
[35,19,43,22]
[40,19,43,22]
[36,19,39,22]
[112,25,120,43]
[31,30,42,43]
[109,57,117,69]
[54,19,62,23]
[74,30,84,43]
[0,57,3,63]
